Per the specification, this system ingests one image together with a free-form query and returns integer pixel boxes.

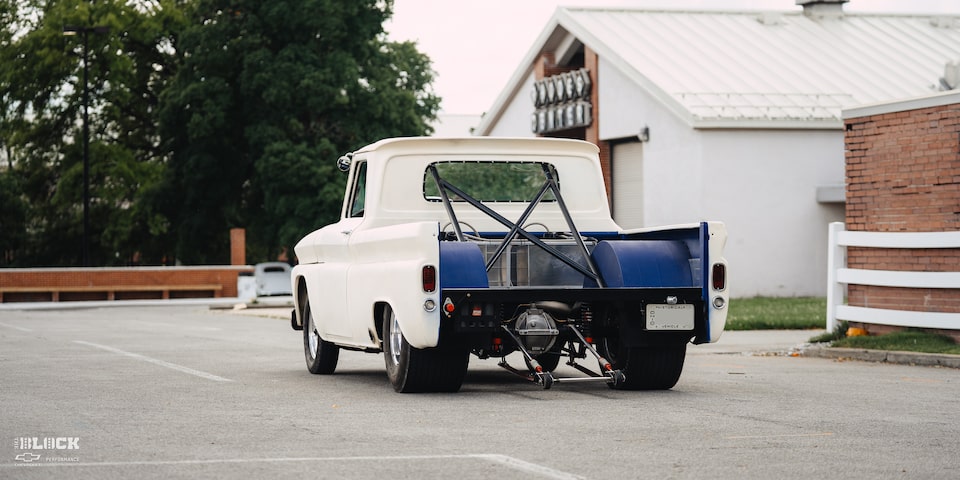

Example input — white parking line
[0,321,32,332]
[1,454,585,479]
[472,454,586,479]
[133,320,222,331]
[73,341,233,383]
[724,432,834,440]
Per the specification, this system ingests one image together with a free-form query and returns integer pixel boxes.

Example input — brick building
[842,91,960,337]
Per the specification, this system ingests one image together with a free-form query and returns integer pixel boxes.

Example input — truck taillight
[712,263,726,291]
[422,265,436,292]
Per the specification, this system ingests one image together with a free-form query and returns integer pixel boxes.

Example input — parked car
[254,262,292,297]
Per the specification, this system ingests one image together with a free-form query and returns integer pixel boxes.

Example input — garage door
[612,141,644,229]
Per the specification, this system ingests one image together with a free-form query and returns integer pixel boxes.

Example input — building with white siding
[474,0,960,297]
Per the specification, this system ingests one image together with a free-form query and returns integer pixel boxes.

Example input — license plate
[646,304,694,330]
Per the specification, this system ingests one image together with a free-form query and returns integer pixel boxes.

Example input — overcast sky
[385,0,958,115]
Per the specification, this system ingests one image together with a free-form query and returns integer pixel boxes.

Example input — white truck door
[306,217,360,340]
[309,160,368,341]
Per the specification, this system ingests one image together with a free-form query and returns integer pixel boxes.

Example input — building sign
[531,68,592,134]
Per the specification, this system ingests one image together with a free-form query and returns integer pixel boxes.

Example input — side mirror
[336,153,353,172]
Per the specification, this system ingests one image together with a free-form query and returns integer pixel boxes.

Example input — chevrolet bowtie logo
[15,452,42,463]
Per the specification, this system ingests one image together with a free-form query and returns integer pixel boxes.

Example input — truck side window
[348,161,367,218]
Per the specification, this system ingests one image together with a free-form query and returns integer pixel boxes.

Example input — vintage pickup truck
[290,137,728,393]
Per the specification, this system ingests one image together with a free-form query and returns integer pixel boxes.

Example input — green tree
[158,0,439,264]
[0,0,186,266]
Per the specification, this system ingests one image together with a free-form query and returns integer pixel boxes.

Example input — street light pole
[63,25,108,267]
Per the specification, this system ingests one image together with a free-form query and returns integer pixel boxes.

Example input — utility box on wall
[237,271,256,302]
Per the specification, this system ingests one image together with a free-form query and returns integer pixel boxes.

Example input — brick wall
[0,266,252,302]
[535,47,612,203]
[582,46,612,204]
[844,97,960,336]
[845,105,960,233]
[230,228,246,266]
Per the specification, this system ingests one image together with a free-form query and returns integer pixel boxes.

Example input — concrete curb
[0,297,246,311]
[803,346,960,369]
[0,296,293,312]
[224,306,292,320]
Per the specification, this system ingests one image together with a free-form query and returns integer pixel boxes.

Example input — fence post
[826,222,845,332]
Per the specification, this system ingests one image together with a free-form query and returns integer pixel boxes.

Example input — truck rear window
[423,161,559,202]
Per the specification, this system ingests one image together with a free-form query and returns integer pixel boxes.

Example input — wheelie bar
[564,324,626,387]
[498,326,556,389]
[497,357,556,389]
[497,325,626,389]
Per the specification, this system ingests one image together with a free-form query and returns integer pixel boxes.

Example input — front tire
[303,301,339,374]
[382,305,468,393]
[600,335,686,390]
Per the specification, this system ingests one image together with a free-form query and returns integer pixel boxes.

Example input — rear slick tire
[382,305,468,393]
[601,337,686,390]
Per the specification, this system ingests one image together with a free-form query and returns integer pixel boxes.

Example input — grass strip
[831,330,960,355]
[725,296,825,331]
[722,297,960,356]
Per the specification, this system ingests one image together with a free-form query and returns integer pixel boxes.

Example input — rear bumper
[438,286,712,344]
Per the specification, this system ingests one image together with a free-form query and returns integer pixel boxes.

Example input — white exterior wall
[598,58,705,226]
[699,130,845,297]
[482,58,845,297]
[597,57,845,297]
[485,73,538,138]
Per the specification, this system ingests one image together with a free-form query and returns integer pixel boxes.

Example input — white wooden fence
[826,222,960,332]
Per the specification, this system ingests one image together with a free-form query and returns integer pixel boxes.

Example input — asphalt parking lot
[1,305,958,479]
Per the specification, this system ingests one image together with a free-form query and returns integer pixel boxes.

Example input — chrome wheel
[307,312,319,361]
[388,310,402,367]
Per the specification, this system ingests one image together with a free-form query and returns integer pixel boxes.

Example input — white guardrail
[826,222,960,332]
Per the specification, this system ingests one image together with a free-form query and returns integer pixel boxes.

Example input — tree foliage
[158,0,439,264]
[0,0,439,266]
[0,0,186,266]
[426,162,559,202]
